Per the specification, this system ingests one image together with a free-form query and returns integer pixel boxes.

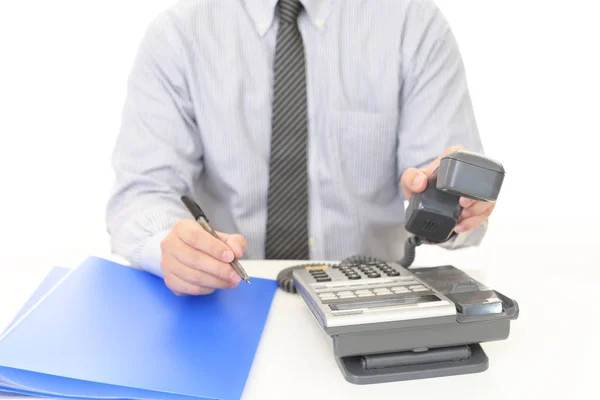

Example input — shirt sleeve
[397,0,487,249]
[106,12,201,276]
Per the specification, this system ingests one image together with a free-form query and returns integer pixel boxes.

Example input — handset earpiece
[436,150,505,202]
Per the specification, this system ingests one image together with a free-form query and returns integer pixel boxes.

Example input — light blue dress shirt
[106,0,487,278]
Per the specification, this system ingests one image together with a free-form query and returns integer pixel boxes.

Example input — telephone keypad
[307,261,437,306]
[326,261,403,281]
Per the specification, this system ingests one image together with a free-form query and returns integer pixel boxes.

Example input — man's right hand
[159,219,248,296]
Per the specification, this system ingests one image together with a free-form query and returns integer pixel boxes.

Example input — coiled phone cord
[276,235,424,293]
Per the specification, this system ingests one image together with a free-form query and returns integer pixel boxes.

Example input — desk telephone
[277,150,519,384]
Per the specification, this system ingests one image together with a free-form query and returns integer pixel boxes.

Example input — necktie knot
[279,0,303,24]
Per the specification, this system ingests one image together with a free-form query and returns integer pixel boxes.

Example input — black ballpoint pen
[181,195,251,284]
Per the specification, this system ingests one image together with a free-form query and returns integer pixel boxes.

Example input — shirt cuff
[138,229,170,278]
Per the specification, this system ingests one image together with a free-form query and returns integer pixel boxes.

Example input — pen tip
[245,278,251,284]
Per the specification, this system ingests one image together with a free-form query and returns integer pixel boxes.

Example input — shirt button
[308,238,317,248]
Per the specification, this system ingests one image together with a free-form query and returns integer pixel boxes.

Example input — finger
[455,206,494,233]
[217,232,248,258]
[422,145,466,176]
[165,253,239,289]
[460,200,495,219]
[459,197,477,209]
[176,221,235,263]
[164,271,217,296]
[169,239,239,284]
[401,168,428,199]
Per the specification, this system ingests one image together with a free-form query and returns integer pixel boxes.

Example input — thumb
[422,145,466,176]
[401,168,428,199]
[217,232,248,258]
[401,146,466,199]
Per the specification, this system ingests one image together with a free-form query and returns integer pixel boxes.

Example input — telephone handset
[404,149,505,243]
[397,149,505,267]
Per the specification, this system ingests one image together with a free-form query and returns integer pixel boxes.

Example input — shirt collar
[244,0,333,36]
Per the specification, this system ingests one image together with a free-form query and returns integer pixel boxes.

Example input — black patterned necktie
[265,0,309,260]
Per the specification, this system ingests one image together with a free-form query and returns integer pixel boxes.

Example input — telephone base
[336,343,488,385]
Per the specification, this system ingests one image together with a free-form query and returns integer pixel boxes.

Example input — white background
[0,1,599,397]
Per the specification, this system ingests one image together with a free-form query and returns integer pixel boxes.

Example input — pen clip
[181,195,208,223]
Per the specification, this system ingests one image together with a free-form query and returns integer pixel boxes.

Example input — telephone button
[318,293,337,300]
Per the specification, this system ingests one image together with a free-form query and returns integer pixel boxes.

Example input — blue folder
[0,257,278,399]
[1,266,70,336]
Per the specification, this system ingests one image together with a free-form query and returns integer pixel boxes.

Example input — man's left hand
[400,145,496,234]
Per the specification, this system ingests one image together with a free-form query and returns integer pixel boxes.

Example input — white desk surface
[0,224,598,399]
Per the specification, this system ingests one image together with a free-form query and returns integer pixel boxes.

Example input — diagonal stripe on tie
[265,0,309,260]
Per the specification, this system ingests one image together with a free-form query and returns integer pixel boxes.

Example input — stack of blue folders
[0,256,278,399]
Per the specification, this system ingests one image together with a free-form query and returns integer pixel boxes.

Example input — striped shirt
[106,0,486,278]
